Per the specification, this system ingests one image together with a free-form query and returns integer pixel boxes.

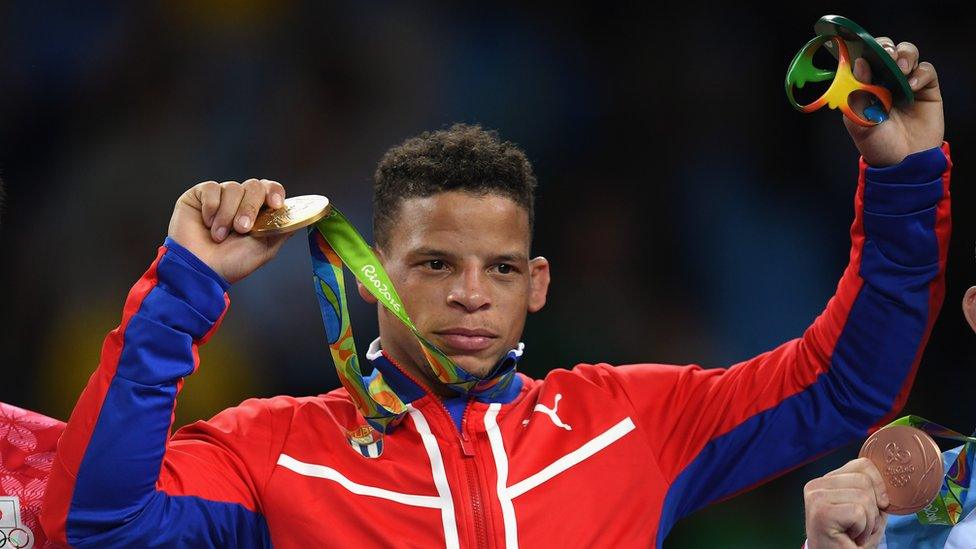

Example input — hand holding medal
[858,416,976,525]
[806,417,973,547]
[858,424,943,515]
[168,178,293,283]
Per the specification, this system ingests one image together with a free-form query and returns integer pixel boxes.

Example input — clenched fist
[805,458,889,549]
[167,178,293,283]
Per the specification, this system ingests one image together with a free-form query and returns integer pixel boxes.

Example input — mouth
[433,328,498,353]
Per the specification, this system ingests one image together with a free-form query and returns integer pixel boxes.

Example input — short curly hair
[373,123,537,247]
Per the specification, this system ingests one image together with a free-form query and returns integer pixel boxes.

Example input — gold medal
[251,195,331,236]
[858,424,944,514]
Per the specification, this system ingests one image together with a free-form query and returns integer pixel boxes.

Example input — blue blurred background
[1,2,972,546]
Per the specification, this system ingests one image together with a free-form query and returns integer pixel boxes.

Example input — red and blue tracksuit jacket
[40,144,952,548]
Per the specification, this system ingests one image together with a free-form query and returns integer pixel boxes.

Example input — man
[40,37,949,547]
[803,287,976,549]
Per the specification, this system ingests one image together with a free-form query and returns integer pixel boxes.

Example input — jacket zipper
[383,353,491,548]
[461,397,490,549]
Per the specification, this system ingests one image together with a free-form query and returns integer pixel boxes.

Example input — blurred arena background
[0,2,972,546]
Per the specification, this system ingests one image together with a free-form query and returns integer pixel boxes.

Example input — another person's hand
[804,458,889,549]
[167,179,292,283]
[845,38,943,167]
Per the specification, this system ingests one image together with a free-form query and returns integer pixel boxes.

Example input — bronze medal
[858,425,944,515]
[251,195,331,236]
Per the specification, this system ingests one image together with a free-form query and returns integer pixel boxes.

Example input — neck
[380,346,456,398]
[365,337,526,415]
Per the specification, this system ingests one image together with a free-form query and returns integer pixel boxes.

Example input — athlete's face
[365,191,549,380]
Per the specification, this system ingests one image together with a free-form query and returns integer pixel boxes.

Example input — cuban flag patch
[348,438,384,459]
[346,425,383,459]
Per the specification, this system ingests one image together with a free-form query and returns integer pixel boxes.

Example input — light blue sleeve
[881,445,975,549]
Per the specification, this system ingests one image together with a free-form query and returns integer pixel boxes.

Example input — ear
[357,279,379,304]
[963,286,976,333]
[527,256,551,313]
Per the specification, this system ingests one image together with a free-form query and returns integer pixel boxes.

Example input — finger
[852,57,873,84]
[806,499,862,549]
[820,469,887,509]
[212,182,245,242]
[895,41,920,75]
[909,61,939,95]
[261,179,286,209]
[845,458,889,509]
[821,471,874,492]
[263,229,297,253]
[868,511,889,541]
[804,488,882,538]
[876,512,889,537]
[812,486,874,504]
[875,36,896,59]
[234,178,266,234]
[835,502,873,544]
[853,500,882,546]
[826,458,878,478]
[195,181,221,228]
[807,498,873,547]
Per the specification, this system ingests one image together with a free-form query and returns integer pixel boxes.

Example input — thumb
[844,57,882,133]
[243,228,296,264]
[263,230,296,255]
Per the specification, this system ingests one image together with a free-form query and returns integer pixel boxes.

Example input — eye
[496,263,513,274]
[427,260,446,271]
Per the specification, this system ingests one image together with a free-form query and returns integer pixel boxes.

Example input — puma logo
[523,393,572,430]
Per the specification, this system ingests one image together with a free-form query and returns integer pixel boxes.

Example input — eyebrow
[409,247,528,263]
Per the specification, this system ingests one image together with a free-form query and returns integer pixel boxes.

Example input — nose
[447,267,491,312]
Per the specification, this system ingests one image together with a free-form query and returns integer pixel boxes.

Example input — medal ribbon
[883,415,976,525]
[307,206,519,449]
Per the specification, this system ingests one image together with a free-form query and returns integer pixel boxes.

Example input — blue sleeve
[43,239,272,548]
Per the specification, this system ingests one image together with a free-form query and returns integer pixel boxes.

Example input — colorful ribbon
[307,206,519,453]
[883,416,976,525]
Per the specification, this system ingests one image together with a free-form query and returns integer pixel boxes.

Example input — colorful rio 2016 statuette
[785,14,914,127]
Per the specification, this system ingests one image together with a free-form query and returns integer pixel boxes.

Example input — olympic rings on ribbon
[785,35,893,127]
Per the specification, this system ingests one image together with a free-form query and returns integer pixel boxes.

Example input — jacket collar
[364,337,524,405]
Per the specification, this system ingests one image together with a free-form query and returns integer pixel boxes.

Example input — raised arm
[578,37,950,540]
[41,179,292,547]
